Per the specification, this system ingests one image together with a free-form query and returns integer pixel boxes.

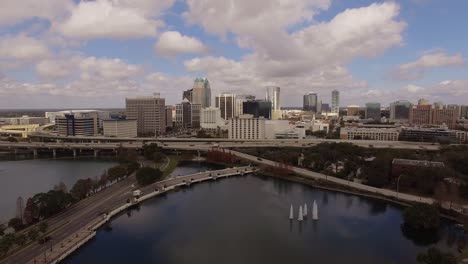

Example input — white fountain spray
[298,205,303,221]
[312,200,318,220]
[289,204,294,220]
[303,203,308,217]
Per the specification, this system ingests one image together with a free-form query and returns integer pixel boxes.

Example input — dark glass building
[242,100,272,119]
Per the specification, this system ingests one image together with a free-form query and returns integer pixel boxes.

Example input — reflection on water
[0,158,117,222]
[67,174,466,264]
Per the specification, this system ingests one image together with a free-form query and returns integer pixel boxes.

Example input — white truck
[133,190,142,197]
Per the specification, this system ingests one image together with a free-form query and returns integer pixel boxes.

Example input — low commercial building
[340,127,399,141]
[103,119,137,138]
[0,116,48,126]
[399,127,461,143]
[391,159,445,177]
[55,112,99,136]
[200,107,226,130]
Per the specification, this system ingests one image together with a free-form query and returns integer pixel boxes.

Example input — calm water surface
[0,158,117,222]
[66,168,466,264]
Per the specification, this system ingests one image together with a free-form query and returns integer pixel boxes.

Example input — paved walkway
[229,150,466,213]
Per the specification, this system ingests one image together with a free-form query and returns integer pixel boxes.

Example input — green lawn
[162,155,180,177]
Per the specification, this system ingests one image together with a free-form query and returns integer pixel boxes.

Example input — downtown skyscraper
[331,90,340,114]
[191,78,211,108]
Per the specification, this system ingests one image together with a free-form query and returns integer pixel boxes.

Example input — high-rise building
[265,86,280,111]
[126,93,166,136]
[347,105,360,116]
[409,105,432,126]
[418,98,429,106]
[242,100,272,119]
[390,100,412,123]
[433,106,458,129]
[331,90,340,114]
[303,92,318,112]
[176,99,201,129]
[234,94,255,117]
[460,105,468,119]
[321,103,330,113]
[215,93,236,120]
[317,100,322,114]
[192,78,211,108]
[365,102,381,121]
[182,89,193,102]
[165,106,173,128]
[434,101,444,110]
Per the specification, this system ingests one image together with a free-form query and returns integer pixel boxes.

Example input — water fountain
[312,200,318,220]
[298,206,303,221]
[289,204,294,220]
[303,203,308,217]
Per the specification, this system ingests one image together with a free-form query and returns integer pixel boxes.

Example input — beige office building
[125,93,166,136]
[103,119,137,138]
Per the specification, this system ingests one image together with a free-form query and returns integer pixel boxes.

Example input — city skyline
[0,1,468,108]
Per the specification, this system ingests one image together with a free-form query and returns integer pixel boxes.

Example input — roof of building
[392,159,445,168]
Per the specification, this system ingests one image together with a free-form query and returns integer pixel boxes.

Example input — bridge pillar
[52,149,57,159]
[94,149,99,157]
[73,149,77,158]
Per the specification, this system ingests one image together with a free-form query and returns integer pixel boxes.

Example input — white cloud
[392,51,464,80]
[55,0,167,39]
[183,2,404,102]
[155,31,208,57]
[0,0,73,27]
[0,34,50,60]
[36,56,144,81]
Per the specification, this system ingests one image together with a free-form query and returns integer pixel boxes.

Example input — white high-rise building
[331,90,340,114]
[265,86,280,111]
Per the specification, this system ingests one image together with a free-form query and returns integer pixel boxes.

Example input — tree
[125,161,141,175]
[143,143,165,162]
[38,222,48,234]
[0,233,16,256]
[136,167,163,186]
[8,218,24,232]
[416,247,456,264]
[107,165,127,182]
[403,204,440,231]
[15,234,27,246]
[6,136,17,142]
[53,181,68,193]
[0,224,5,236]
[27,228,39,241]
[70,179,93,200]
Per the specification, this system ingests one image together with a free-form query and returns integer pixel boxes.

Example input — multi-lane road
[0,138,441,153]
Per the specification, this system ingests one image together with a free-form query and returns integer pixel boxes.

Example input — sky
[0,0,467,109]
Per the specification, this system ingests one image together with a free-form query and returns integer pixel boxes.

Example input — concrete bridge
[0,138,441,158]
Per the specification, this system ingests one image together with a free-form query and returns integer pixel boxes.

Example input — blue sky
[0,0,467,108]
